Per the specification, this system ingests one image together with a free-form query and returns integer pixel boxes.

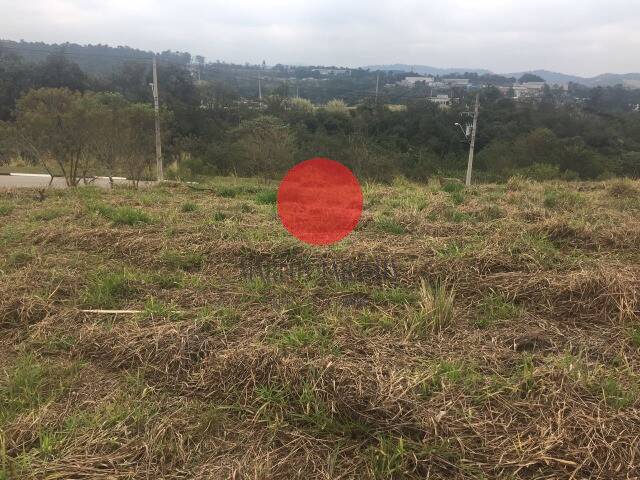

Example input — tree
[88,92,130,185]
[518,73,545,83]
[233,115,296,177]
[16,88,94,186]
[121,103,156,186]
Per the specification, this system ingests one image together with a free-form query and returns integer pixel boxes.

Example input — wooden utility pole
[465,92,480,186]
[151,56,163,182]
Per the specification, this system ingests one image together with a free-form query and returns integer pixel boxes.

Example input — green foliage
[0,202,13,216]
[180,202,198,213]
[406,279,455,335]
[543,187,585,210]
[90,203,152,225]
[161,250,203,271]
[374,216,406,235]
[141,298,182,321]
[441,182,464,194]
[255,189,277,205]
[475,292,520,328]
[84,270,136,308]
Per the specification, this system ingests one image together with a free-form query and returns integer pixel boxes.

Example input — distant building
[513,82,546,99]
[314,68,350,76]
[441,78,470,87]
[498,81,547,100]
[398,76,435,86]
[428,94,453,109]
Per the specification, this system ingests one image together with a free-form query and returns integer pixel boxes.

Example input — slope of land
[1,178,639,479]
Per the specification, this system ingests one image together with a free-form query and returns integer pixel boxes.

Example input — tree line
[1,45,639,184]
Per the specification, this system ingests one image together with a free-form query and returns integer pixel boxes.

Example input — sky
[1,0,639,77]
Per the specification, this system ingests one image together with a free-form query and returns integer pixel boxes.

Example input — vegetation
[1,43,640,183]
[1,178,639,478]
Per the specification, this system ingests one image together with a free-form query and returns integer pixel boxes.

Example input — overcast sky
[2,0,639,76]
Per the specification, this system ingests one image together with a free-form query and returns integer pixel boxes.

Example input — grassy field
[1,176,639,479]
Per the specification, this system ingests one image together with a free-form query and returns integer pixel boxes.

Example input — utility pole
[258,73,262,107]
[375,73,380,105]
[465,92,480,186]
[151,56,163,182]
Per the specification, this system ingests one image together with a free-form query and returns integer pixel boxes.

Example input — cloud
[1,0,638,76]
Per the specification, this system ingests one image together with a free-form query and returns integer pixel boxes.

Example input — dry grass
[1,177,639,479]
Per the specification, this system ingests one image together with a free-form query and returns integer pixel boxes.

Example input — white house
[428,94,453,109]
[441,78,470,87]
[398,76,435,86]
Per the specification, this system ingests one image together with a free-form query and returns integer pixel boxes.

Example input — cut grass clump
[405,279,455,335]
[83,270,137,308]
[0,202,14,216]
[180,202,198,213]
[90,203,152,225]
[630,327,640,348]
[161,250,204,271]
[506,175,529,191]
[607,179,638,198]
[255,189,278,205]
[374,216,406,235]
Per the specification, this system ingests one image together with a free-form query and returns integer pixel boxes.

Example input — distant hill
[364,64,491,76]
[366,64,640,88]
[0,39,192,76]
[505,69,640,88]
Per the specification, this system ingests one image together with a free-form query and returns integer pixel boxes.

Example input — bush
[516,163,561,181]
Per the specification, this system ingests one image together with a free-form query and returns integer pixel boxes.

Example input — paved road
[0,174,150,189]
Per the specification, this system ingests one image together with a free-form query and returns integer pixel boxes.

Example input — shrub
[517,163,561,181]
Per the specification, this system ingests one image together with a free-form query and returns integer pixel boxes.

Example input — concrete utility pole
[258,73,263,106]
[465,92,480,186]
[375,72,380,105]
[151,56,163,182]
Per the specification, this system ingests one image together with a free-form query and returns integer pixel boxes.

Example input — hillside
[1,177,639,478]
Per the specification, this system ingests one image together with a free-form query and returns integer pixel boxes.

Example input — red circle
[277,158,363,246]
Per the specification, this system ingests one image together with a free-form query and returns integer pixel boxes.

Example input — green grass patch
[543,187,585,210]
[140,298,182,321]
[0,202,14,216]
[30,207,68,221]
[474,292,521,328]
[441,182,465,194]
[180,202,198,213]
[255,189,278,205]
[161,250,204,271]
[374,216,406,235]
[90,203,152,225]
[83,270,137,308]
